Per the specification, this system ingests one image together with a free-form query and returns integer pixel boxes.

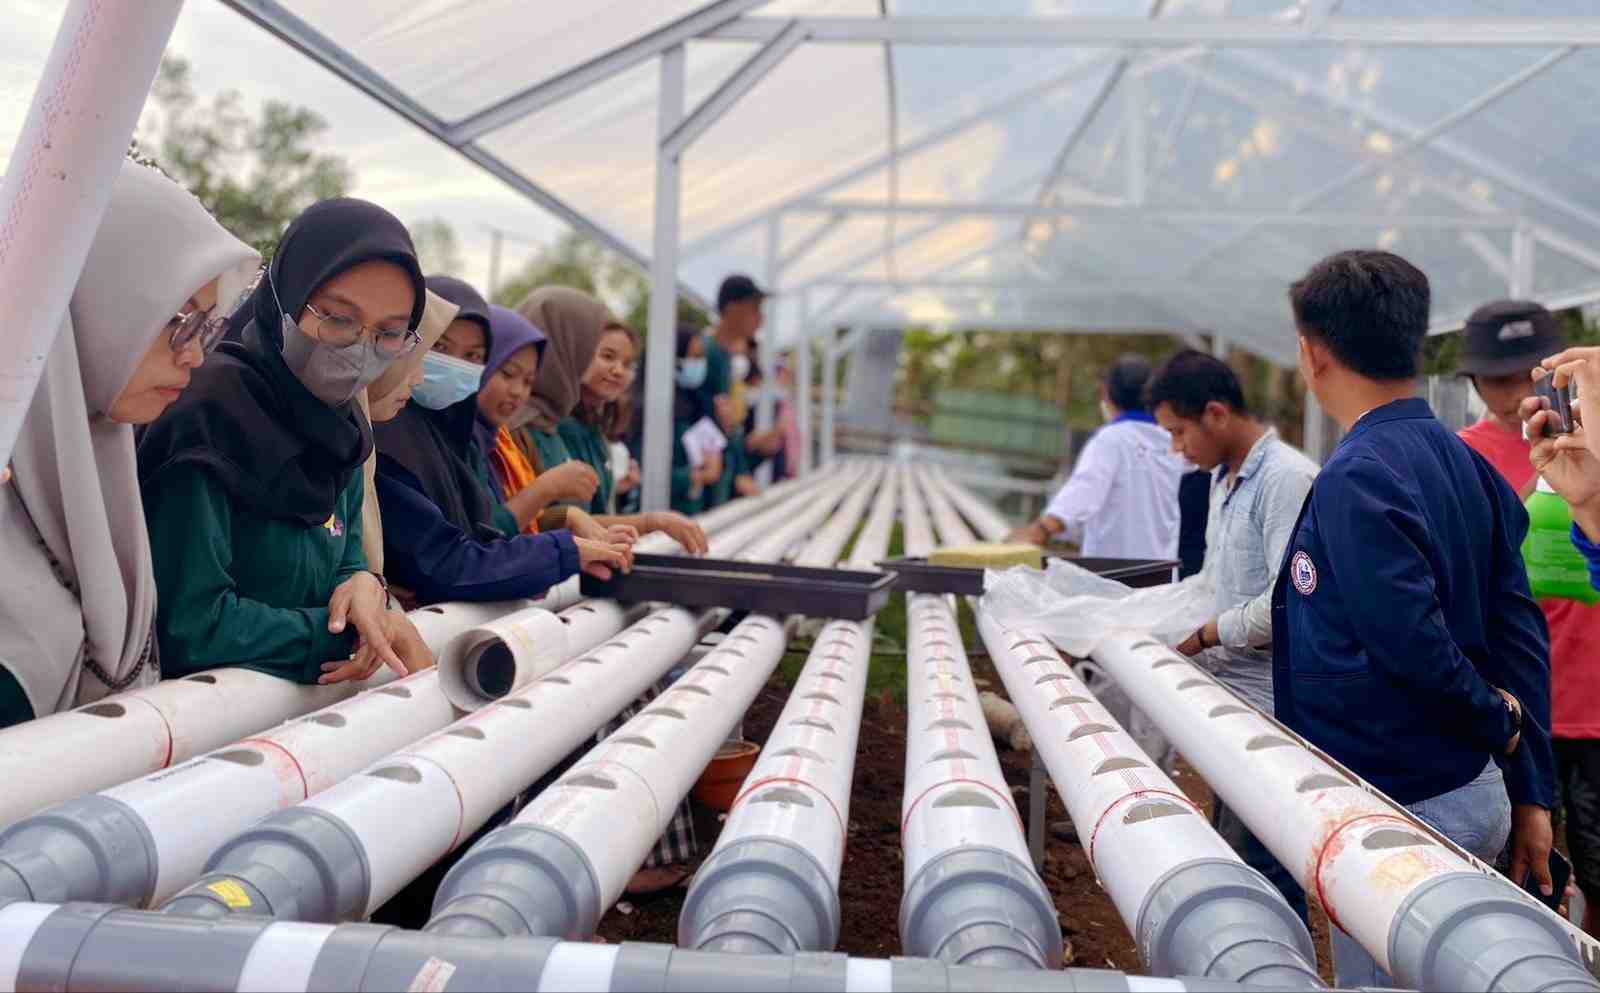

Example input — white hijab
[0,161,259,714]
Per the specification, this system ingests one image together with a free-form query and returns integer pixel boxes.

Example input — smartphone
[1522,847,1573,913]
[1535,377,1574,436]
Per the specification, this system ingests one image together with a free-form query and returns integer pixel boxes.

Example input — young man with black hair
[1148,349,1319,923]
[1009,354,1185,558]
[1274,250,1556,986]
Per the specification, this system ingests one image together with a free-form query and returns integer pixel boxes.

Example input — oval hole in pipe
[675,684,712,697]
[610,736,655,749]
[931,748,978,762]
[541,676,571,686]
[368,765,422,784]
[1050,696,1091,708]
[816,671,846,682]
[933,789,1000,810]
[1128,639,1163,652]
[701,665,730,676]
[499,698,532,710]
[1296,773,1353,793]
[1123,800,1190,824]
[184,674,219,684]
[1010,640,1045,652]
[732,634,759,646]
[1361,829,1430,851]
[927,672,962,683]
[1208,704,1251,717]
[568,773,618,790]
[1024,655,1056,667]
[310,713,347,728]
[929,692,963,702]
[1035,674,1072,685]
[214,749,265,767]
[577,657,603,666]
[471,644,517,699]
[421,607,446,615]
[1068,723,1114,741]
[447,727,486,740]
[927,718,973,732]
[1093,757,1147,775]
[723,649,747,660]
[751,787,813,807]
[79,703,126,718]
[377,686,413,699]
[1176,678,1212,691]
[773,747,827,763]
[644,707,686,720]
[803,692,840,705]
[1152,659,1187,670]
[1245,735,1296,751]
[790,718,835,733]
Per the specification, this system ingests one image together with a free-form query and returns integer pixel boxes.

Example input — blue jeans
[1330,760,1513,989]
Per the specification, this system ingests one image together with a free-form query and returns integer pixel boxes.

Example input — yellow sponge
[927,542,1044,570]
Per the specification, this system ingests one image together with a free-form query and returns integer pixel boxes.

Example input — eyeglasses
[302,301,421,358]
[168,306,230,355]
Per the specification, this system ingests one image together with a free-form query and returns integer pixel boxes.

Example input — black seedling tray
[879,554,1179,597]
[581,553,897,621]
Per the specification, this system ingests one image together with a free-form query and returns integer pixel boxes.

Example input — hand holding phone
[1523,847,1573,914]
[1535,376,1575,437]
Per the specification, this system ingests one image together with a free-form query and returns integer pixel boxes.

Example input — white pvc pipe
[931,467,1013,543]
[899,463,935,559]
[1090,632,1598,988]
[0,0,183,466]
[407,600,535,670]
[918,466,977,548]
[439,602,631,712]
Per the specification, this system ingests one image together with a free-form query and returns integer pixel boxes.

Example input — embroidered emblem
[1498,320,1535,341]
[1290,550,1317,595]
[323,514,343,537]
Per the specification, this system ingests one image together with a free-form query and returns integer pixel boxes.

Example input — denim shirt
[1195,428,1318,713]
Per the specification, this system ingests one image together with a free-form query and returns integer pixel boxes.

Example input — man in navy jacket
[1271,250,1556,986]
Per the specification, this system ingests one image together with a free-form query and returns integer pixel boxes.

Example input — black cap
[717,274,766,313]
[1458,300,1565,377]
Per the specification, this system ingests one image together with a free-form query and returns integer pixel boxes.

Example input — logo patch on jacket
[1290,550,1317,595]
[322,514,343,537]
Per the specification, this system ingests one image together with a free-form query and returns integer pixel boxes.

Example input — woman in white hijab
[0,160,259,728]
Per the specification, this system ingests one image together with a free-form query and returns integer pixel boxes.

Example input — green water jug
[1524,476,1600,604]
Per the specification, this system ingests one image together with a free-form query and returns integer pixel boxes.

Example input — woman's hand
[1523,394,1600,512]
[327,572,407,678]
[321,609,436,684]
[540,460,600,503]
[693,451,724,487]
[576,536,634,580]
[617,458,641,496]
[645,511,708,555]
[734,474,760,498]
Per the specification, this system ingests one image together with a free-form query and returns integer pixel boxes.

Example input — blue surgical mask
[676,357,708,391]
[413,351,485,410]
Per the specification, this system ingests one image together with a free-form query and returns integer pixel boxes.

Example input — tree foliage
[409,217,465,277]
[492,230,709,334]
[132,56,352,257]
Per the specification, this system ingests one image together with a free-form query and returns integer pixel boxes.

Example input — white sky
[3,0,568,292]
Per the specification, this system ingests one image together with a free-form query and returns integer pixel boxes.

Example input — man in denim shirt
[1149,349,1318,923]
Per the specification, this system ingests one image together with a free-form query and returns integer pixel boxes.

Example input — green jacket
[143,464,365,684]
[556,417,614,516]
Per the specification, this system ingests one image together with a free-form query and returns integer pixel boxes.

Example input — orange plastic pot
[692,739,761,812]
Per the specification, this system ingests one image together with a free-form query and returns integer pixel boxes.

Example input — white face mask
[731,354,752,382]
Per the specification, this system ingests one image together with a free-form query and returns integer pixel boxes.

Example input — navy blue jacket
[1574,524,1600,591]
[375,456,580,606]
[1271,398,1554,808]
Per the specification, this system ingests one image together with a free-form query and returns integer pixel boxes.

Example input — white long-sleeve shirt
[1042,416,1185,559]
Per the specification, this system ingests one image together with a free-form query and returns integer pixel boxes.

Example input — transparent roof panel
[236,2,1600,366]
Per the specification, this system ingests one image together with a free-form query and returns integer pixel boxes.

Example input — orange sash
[490,426,540,533]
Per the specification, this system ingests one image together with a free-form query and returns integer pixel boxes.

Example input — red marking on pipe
[433,759,470,852]
[1086,789,1203,866]
[730,775,846,836]
[901,777,1022,839]
[138,695,178,770]
[1311,811,1414,934]
[235,736,310,800]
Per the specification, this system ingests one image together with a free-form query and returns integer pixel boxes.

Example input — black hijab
[138,198,425,527]
[674,325,710,424]
[372,275,504,537]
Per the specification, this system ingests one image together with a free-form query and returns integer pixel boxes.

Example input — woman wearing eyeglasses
[0,162,260,729]
[137,197,435,690]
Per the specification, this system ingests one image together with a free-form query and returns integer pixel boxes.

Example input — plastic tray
[878,554,1179,597]
[580,554,898,621]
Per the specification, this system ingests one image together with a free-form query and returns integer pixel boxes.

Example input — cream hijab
[357,288,458,573]
[0,162,259,715]
[514,286,615,433]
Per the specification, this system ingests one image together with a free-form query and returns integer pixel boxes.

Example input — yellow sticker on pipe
[206,879,253,909]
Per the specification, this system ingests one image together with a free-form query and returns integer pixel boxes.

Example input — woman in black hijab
[138,198,435,686]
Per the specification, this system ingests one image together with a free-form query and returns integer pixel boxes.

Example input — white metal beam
[1511,225,1536,298]
[446,0,776,144]
[1461,232,1512,283]
[679,51,1123,258]
[641,47,687,514]
[779,212,848,271]
[792,199,1514,228]
[218,0,712,312]
[707,15,1600,47]
[662,19,808,159]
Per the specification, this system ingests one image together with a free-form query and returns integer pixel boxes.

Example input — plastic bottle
[1523,476,1600,604]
